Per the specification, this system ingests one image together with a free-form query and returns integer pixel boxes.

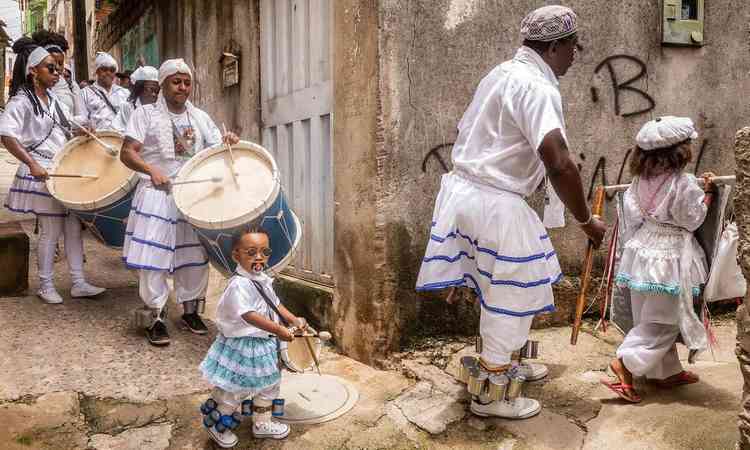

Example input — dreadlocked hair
[128,80,145,105]
[10,37,45,116]
[31,29,69,53]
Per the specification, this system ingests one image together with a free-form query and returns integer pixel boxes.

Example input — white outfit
[111,100,139,134]
[74,82,130,130]
[416,46,566,365]
[0,91,87,289]
[616,172,709,377]
[215,269,281,338]
[51,78,80,117]
[122,96,222,310]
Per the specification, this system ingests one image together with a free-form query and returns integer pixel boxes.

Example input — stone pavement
[0,150,745,449]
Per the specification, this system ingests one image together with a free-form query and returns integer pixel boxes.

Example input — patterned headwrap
[520,5,578,42]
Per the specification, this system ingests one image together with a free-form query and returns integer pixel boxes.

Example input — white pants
[212,383,281,419]
[480,309,535,365]
[138,265,209,310]
[616,291,684,379]
[38,214,84,288]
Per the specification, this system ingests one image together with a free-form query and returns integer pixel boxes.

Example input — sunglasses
[243,247,272,258]
[44,64,59,74]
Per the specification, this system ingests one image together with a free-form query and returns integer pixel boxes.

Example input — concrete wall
[155,0,262,142]
[357,0,750,349]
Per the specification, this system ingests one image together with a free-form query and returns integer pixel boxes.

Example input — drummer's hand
[581,216,607,249]
[222,132,239,146]
[149,167,171,191]
[277,326,294,342]
[73,125,93,137]
[294,317,308,331]
[29,162,49,180]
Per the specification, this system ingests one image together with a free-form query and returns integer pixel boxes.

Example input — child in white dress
[602,116,716,403]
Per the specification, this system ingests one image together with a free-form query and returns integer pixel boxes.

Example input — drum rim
[45,131,138,212]
[173,140,281,230]
[266,210,303,276]
[279,325,322,372]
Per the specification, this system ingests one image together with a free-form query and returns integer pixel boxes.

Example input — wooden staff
[571,186,606,345]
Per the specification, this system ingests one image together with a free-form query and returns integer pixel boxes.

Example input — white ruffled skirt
[416,172,561,317]
[5,163,67,217]
[122,180,208,272]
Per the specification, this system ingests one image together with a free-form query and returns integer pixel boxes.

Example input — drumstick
[48,173,99,179]
[303,336,322,376]
[221,123,239,185]
[68,118,118,156]
[170,176,223,186]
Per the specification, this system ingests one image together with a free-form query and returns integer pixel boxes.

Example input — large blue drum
[173,141,302,277]
[46,131,137,248]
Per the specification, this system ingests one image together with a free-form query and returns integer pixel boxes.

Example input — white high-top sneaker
[253,413,290,440]
[470,397,541,420]
[38,285,63,304]
[206,424,238,448]
[514,361,549,381]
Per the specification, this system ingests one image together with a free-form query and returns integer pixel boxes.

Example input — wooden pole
[571,186,606,345]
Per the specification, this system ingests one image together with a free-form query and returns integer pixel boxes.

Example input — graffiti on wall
[591,55,656,118]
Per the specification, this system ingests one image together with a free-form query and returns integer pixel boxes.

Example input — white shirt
[0,91,72,168]
[74,81,130,131]
[111,100,139,134]
[125,103,221,178]
[51,78,80,116]
[451,46,568,197]
[215,267,282,338]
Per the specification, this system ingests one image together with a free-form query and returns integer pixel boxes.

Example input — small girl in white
[199,227,308,448]
[603,116,716,403]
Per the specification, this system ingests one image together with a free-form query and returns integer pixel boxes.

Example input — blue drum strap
[250,279,289,327]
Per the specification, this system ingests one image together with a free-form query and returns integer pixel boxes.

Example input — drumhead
[46,131,137,211]
[173,141,280,230]
[281,334,321,373]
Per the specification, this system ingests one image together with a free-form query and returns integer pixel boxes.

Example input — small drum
[173,141,302,277]
[46,131,137,248]
[278,331,322,373]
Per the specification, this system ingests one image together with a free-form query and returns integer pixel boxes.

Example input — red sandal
[600,380,642,403]
[651,371,699,388]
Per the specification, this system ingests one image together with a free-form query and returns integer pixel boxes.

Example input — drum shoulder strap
[88,86,118,114]
[250,279,289,327]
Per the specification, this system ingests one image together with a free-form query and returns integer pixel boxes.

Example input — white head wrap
[44,44,64,54]
[131,66,159,83]
[636,116,699,151]
[520,5,578,42]
[26,47,51,75]
[94,52,118,71]
[158,58,192,85]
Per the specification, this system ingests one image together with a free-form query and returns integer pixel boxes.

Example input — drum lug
[475,335,483,354]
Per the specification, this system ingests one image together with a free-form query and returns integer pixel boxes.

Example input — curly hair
[31,29,69,52]
[629,140,693,179]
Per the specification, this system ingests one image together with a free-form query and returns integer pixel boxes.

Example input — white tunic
[111,100,139,134]
[451,46,568,197]
[215,267,281,338]
[416,46,566,318]
[74,82,130,131]
[51,78,80,117]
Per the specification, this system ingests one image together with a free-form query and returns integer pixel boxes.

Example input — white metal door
[260,0,334,285]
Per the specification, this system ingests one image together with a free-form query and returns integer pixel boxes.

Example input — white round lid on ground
[277,373,359,425]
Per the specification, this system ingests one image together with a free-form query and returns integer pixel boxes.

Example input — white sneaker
[470,398,541,420]
[71,281,106,298]
[253,420,290,440]
[38,286,63,304]
[206,424,238,448]
[514,361,549,381]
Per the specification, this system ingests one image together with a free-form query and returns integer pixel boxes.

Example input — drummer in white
[112,66,160,134]
[74,52,130,131]
[120,59,239,346]
[0,38,106,303]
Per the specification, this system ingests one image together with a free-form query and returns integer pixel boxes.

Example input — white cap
[636,116,699,151]
[158,58,192,85]
[131,66,159,83]
[520,5,578,42]
[94,52,118,71]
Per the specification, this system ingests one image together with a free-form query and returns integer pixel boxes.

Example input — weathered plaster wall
[155,0,261,141]
[376,0,750,343]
